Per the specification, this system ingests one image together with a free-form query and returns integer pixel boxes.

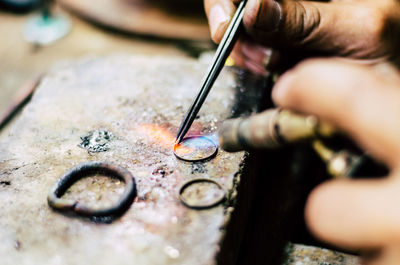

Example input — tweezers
[175,0,247,143]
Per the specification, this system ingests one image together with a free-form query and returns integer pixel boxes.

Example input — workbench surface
[0,7,188,119]
[0,55,257,265]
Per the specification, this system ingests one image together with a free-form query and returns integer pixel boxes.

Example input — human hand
[272,58,400,265]
[204,0,400,74]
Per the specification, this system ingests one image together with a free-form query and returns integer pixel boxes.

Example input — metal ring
[179,178,226,210]
[173,136,218,162]
[48,161,137,218]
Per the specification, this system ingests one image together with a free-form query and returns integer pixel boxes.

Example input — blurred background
[0,0,213,125]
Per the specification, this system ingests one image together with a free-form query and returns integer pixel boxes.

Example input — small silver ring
[179,178,226,210]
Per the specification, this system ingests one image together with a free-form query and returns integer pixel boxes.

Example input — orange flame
[135,124,192,154]
[174,142,193,155]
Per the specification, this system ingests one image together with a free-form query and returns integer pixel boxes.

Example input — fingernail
[262,48,273,69]
[209,5,230,41]
[249,0,282,31]
[272,71,295,104]
[240,41,272,70]
[244,60,268,76]
[271,1,283,30]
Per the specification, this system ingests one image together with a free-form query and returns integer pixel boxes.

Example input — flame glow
[135,124,192,154]
[136,124,175,149]
[174,142,193,155]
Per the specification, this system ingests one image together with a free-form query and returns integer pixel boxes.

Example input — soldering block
[0,55,264,265]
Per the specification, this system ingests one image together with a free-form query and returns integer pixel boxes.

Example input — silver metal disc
[173,136,218,162]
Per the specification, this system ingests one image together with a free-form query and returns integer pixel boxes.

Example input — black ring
[173,136,218,162]
[48,161,136,218]
[179,178,226,210]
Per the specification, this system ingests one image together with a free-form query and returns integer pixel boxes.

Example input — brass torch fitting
[219,108,335,152]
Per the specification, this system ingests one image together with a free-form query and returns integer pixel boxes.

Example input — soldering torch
[219,108,335,152]
[218,108,387,178]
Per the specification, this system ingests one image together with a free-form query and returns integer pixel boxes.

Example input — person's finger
[239,40,271,75]
[204,0,237,43]
[361,242,400,265]
[230,44,247,68]
[230,41,282,73]
[305,176,400,250]
[243,0,392,59]
[240,40,271,68]
[364,244,400,265]
[231,48,268,75]
[272,59,400,168]
[228,39,269,75]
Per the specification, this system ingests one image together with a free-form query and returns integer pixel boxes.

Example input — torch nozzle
[218,108,335,152]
